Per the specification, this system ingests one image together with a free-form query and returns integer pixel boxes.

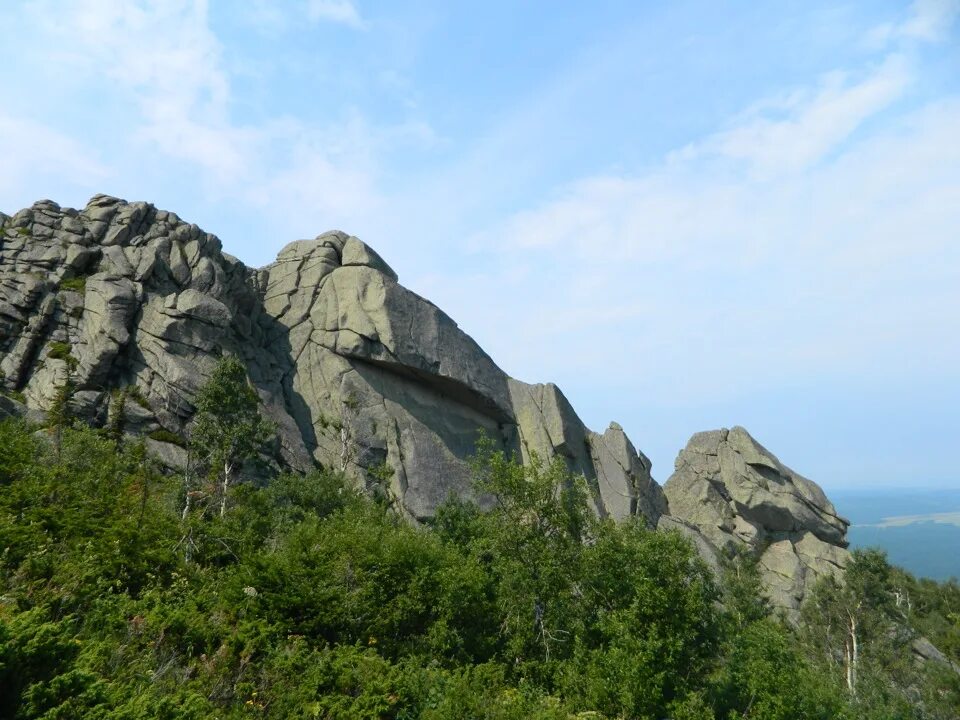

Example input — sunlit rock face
[0,196,665,525]
[662,426,850,614]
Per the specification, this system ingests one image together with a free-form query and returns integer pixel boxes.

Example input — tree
[802,549,903,696]
[469,438,592,672]
[48,372,75,460]
[189,356,273,517]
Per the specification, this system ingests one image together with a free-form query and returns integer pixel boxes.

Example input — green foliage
[48,376,75,436]
[46,341,78,370]
[59,276,87,293]
[563,523,720,718]
[711,619,849,719]
[801,548,960,718]
[189,356,274,517]
[148,428,187,447]
[126,385,150,409]
[106,389,127,447]
[719,550,773,631]
[0,419,956,718]
[468,442,592,674]
[2,389,27,404]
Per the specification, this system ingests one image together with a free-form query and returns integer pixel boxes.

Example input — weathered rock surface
[0,196,664,525]
[661,426,850,614]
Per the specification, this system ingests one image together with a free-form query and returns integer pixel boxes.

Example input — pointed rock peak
[727,425,785,472]
[3,195,663,535]
[271,232,397,282]
[274,232,347,263]
[663,425,850,615]
[341,236,398,282]
[85,194,123,208]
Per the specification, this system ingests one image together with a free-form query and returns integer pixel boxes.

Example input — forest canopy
[0,372,958,719]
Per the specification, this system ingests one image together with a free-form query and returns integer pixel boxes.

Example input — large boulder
[661,426,850,614]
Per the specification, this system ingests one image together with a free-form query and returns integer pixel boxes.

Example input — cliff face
[0,196,848,609]
[0,196,664,524]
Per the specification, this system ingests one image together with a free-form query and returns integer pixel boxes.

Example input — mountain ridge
[0,194,848,611]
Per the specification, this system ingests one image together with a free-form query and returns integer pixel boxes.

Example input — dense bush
[0,417,957,718]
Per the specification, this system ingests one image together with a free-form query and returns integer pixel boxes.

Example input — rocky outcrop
[661,426,850,614]
[1,195,859,613]
[0,196,664,525]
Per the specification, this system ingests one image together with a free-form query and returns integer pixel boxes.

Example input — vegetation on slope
[0,362,957,718]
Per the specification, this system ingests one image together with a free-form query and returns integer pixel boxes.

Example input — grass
[127,385,150,409]
[3,389,27,404]
[47,342,79,370]
[148,428,187,447]
[60,276,87,293]
[46,342,73,361]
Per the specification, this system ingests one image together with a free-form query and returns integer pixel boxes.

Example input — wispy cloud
[865,0,960,47]
[28,0,246,181]
[423,32,960,407]
[306,0,365,29]
[0,113,109,208]
[901,0,960,39]
[691,53,911,179]
[13,0,409,246]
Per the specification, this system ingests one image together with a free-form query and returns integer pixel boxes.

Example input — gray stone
[0,393,26,419]
[662,426,850,614]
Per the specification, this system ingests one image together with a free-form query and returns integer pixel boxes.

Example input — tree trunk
[339,425,349,471]
[220,460,233,517]
[845,613,858,693]
[181,454,193,522]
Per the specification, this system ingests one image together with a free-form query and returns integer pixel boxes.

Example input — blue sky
[1,0,958,491]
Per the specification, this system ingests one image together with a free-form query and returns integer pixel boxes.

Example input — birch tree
[802,548,898,695]
[190,356,273,517]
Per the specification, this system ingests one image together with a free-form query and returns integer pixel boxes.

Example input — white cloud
[430,81,960,407]
[680,54,910,179]
[900,0,960,40]
[306,0,365,29]
[27,0,245,181]
[865,0,960,47]
[10,0,403,243]
[0,113,109,208]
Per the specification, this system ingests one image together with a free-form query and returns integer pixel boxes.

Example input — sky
[1,0,958,492]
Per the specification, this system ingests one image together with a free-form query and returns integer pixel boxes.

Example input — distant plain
[833,488,960,581]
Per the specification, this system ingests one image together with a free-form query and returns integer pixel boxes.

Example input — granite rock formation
[1,196,852,612]
[662,426,850,614]
[0,196,664,524]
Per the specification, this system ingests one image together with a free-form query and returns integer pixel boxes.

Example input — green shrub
[3,389,27,404]
[46,341,79,369]
[46,341,73,360]
[0,420,956,718]
[126,384,150,409]
[60,276,87,293]
[147,428,186,447]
